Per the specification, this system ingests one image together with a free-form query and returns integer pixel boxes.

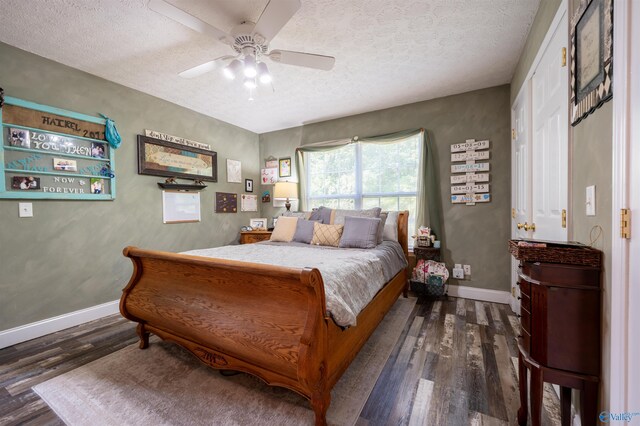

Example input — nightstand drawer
[240,231,272,244]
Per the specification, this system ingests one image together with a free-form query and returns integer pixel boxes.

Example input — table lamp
[274,181,298,212]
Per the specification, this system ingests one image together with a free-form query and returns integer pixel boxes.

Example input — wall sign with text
[0,96,115,200]
[450,138,490,206]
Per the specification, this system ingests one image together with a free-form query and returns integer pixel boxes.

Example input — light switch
[586,185,596,216]
[19,202,33,217]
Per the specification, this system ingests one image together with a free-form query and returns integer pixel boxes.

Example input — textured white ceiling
[0,0,539,134]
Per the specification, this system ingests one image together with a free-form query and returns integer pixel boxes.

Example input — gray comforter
[182,241,407,327]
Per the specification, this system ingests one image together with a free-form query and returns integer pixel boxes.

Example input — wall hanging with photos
[0,96,116,200]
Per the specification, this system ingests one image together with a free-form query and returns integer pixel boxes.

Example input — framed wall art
[279,157,291,177]
[570,0,613,125]
[137,135,217,181]
[245,178,253,192]
[226,159,241,183]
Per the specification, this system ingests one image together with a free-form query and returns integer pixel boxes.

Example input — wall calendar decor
[450,139,491,206]
[0,96,116,200]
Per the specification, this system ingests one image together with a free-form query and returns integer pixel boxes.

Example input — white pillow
[382,211,399,241]
[270,216,298,242]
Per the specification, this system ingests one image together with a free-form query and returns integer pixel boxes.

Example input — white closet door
[512,86,531,240]
[510,86,531,312]
[531,13,569,241]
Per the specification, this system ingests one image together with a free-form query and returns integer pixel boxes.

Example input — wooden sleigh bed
[119,211,409,425]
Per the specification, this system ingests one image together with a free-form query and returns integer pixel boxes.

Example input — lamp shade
[273,181,298,200]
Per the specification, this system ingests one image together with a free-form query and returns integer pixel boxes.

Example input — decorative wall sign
[451,184,490,194]
[450,140,489,152]
[1,96,116,200]
[241,194,258,212]
[144,129,211,151]
[451,194,491,204]
[570,0,613,125]
[450,173,490,184]
[3,104,106,140]
[162,190,201,223]
[450,138,490,206]
[451,151,490,162]
[215,192,237,213]
[451,163,490,173]
[226,159,241,183]
[137,135,217,182]
[265,157,278,169]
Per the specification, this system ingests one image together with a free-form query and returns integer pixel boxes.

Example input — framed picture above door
[570,0,613,125]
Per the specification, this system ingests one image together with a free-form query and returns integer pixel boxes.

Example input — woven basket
[508,239,601,268]
[416,236,431,247]
[410,275,446,297]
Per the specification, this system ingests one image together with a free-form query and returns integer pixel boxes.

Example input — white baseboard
[447,285,511,304]
[0,300,120,349]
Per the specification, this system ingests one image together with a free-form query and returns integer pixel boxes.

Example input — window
[306,134,421,245]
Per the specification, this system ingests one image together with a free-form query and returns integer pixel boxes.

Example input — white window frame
[306,141,420,210]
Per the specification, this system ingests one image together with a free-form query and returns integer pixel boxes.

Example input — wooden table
[240,231,272,244]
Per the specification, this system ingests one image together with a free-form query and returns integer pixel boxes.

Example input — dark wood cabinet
[516,261,601,426]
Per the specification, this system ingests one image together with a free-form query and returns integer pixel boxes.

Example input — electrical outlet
[452,267,464,279]
[18,202,33,217]
[463,264,471,275]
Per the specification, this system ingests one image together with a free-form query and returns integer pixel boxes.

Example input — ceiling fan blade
[269,50,335,71]
[149,0,231,43]
[179,56,234,79]
[253,0,301,42]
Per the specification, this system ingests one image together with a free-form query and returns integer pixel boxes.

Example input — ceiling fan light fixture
[243,55,257,78]
[257,62,272,84]
[223,59,242,80]
[243,77,257,89]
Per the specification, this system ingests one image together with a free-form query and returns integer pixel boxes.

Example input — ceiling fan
[149,0,335,95]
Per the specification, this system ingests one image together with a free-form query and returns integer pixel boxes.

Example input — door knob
[524,223,536,231]
[517,223,524,230]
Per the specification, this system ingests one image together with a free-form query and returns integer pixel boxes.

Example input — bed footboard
[120,247,331,424]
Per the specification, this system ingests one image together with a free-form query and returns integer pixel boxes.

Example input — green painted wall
[260,85,512,292]
[511,0,562,102]
[0,42,259,331]
[571,102,613,410]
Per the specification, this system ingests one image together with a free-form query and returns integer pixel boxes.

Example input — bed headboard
[397,211,409,261]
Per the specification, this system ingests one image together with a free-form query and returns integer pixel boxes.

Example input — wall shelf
[157,182,207,191]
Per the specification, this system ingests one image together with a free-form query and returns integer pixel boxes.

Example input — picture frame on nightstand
[250,218,268,230]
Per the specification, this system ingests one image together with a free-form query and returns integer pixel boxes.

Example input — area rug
[34,296,416,426]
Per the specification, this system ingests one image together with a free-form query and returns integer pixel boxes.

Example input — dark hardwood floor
[0,296,561,425]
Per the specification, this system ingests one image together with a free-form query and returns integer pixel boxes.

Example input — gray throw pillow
[333,207,382,225]
[377,212,388,244]
[292,219,318,244]
[339,216,382,249]
[308,206,333,224]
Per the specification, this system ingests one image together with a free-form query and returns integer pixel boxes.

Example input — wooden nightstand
[240,231,272,244]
